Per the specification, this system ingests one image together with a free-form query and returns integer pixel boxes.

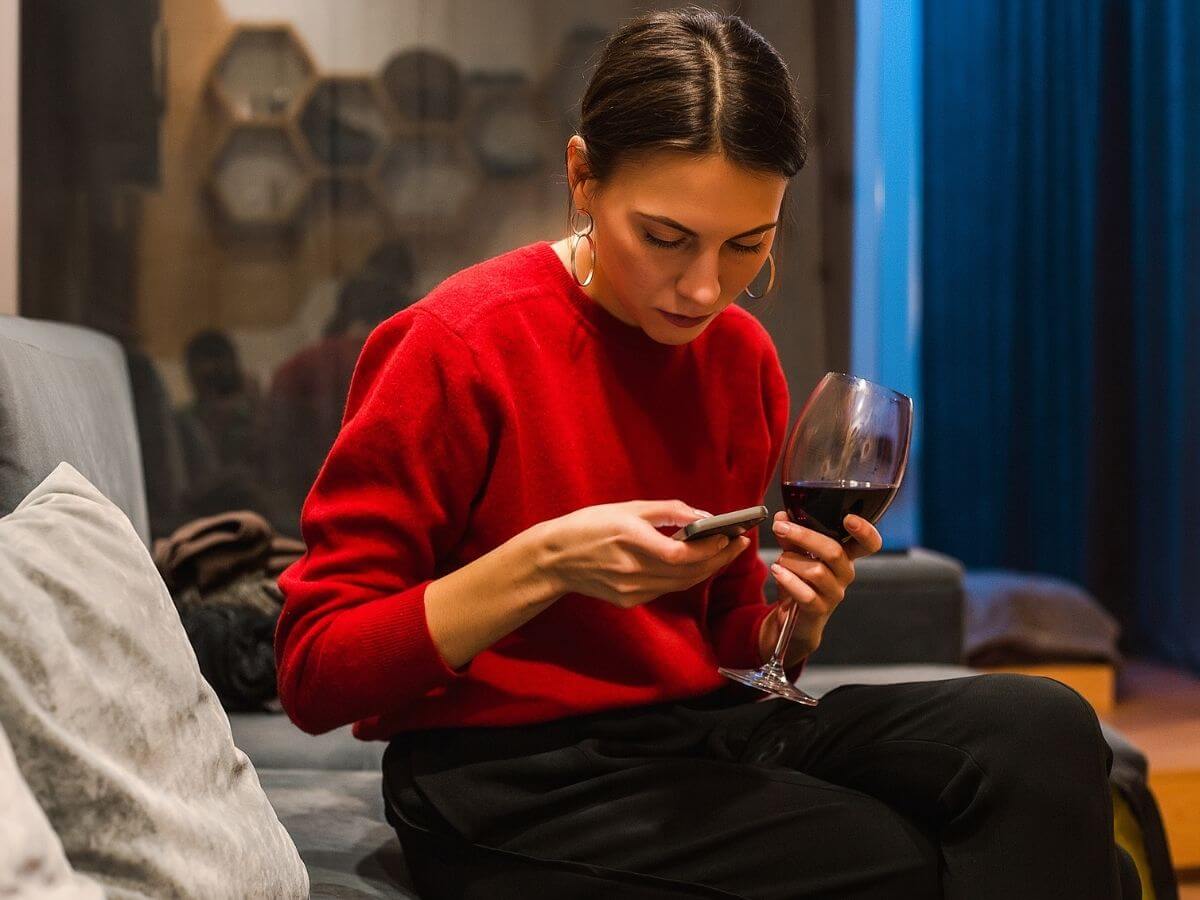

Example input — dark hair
[185,330,237,368]
[324,275,408,337]
[359,240,416,294]
[575,7,807,187]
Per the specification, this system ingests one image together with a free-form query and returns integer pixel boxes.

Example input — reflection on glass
[18,3,847,548]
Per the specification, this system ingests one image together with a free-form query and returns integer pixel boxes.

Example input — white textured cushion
[0,462,308,899]
[0,719,103,900]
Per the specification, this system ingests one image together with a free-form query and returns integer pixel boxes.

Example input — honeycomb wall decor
[371,129,480,233]
[209,124,312,230]
[211,24,316,121]
[299,77,391,171]
[465,71,547,178]
[307,174,381,223]
[380,48,466,124]
[203,26,609,240]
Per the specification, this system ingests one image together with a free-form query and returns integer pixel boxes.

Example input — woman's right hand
[539,499,752,609]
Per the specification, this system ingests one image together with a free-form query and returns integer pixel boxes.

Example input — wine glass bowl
[718,372,914,705]
[780,480,897,545]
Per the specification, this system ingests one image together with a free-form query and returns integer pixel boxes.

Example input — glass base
[718,665,820,706]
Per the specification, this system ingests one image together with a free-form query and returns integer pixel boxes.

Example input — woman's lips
[658,310,713,328]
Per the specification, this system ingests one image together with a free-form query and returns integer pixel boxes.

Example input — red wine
[781,481,897,543]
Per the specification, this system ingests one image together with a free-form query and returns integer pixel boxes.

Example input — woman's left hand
[756,511,884,667]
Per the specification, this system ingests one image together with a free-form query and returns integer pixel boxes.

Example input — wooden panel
[1150,771,1200,870]
[1110,662,1200,769]
[1110,661,1200,874]
[978,663,1115,717]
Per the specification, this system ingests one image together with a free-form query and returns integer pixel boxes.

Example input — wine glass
[718,372,914,705]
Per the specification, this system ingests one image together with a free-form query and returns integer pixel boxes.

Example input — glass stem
[765,602,800,678]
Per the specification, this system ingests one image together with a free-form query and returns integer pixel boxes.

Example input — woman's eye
[643,232,684,249]
[642,231,763,254]
[729,241,764,255]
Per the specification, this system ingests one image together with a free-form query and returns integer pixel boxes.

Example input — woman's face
[567,138,788,346]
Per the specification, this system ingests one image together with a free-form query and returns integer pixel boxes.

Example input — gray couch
[0,315,1169,898]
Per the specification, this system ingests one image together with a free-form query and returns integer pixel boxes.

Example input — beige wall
[0,2,16,316]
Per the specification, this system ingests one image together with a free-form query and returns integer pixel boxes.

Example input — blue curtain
[921,0,1200,672]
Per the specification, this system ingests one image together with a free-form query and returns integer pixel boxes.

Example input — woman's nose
[676,254,722,309]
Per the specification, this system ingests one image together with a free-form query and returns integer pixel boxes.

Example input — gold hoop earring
[569,208,595,287]
[743,252,776,300]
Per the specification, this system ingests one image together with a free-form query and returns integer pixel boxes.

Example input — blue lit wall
[851,0,923,549]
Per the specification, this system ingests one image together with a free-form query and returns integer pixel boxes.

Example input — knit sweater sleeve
[704,342,806,682]
[274,310,497,734]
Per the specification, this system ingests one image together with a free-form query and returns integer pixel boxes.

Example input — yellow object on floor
[1114,785,1155,900]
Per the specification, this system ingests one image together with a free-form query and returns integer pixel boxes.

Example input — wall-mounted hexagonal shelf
[211,24,316,122]
[380,48,465,124]
[370,129,479,233]
[465,71,548,178]
[208,124,312,231]
[299,77,391,172]
[308,174,380,218]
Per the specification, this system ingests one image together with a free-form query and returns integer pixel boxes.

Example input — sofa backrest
[0,315,150,545]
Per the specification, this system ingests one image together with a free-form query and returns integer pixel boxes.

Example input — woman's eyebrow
[636,211,779,240]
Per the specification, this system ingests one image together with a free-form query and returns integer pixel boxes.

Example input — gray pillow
[0,719,103,899]
[0,462,308,899]
[964,570,1121,666]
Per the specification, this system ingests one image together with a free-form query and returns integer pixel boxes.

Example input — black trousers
[382,674,1141,899]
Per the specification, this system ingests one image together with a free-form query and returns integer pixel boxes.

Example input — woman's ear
[565,136,596,209]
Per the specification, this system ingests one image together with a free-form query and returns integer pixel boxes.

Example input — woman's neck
[549,237,638,327]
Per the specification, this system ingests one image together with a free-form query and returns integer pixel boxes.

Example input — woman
[275,9,1138,899]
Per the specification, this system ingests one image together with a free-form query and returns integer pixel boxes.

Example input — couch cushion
[259,768,419,899]
[0,719,104,899]
[261,667,1149,900]
[796,663,980,697]
[0,316,150,545]
[230,712,387,771]
[0,463,307,898]
[764,548,965,665]
[963,570,1122,666]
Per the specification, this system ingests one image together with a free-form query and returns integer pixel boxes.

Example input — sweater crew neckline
[532,240,686,354]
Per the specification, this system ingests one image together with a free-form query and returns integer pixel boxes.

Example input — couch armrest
[759,547,966,666]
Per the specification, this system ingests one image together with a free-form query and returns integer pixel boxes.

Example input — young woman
[275,9,1138,899]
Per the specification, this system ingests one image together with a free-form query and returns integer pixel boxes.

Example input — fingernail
[772,521,790,534]
[694,509,713,518]
[718,537,730,549]
[770,563,784,576]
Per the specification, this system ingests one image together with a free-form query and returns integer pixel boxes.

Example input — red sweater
[275,240,803,739]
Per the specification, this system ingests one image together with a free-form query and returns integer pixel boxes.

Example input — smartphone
[671,505,769,542]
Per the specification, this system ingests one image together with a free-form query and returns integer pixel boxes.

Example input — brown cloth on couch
[152,511,303,594]
[266,536,306,578]
[152,512,306,712]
